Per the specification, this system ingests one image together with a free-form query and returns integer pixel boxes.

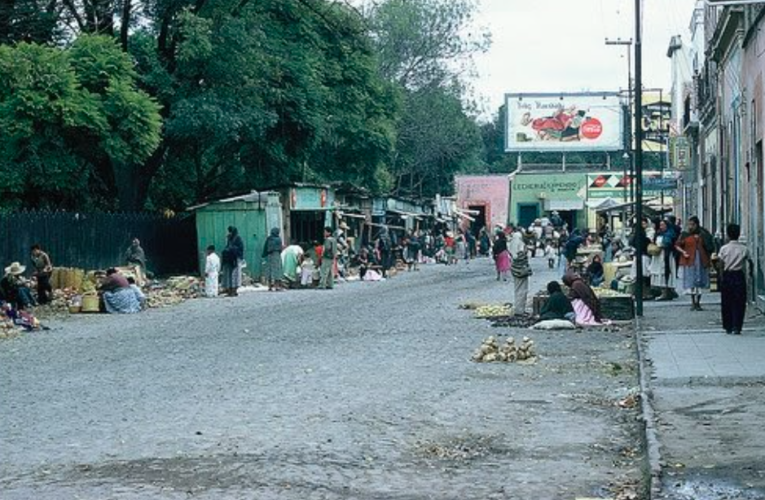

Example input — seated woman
[563,272,604,326]
[101,269,142,314]
[586,255,605,287]
[539,281,575,322]
[1,262,36,310]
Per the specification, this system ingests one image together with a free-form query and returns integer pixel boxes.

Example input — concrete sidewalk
[640,297,765,500]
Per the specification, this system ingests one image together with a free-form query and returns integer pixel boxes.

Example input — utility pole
[634,0,645,317]
[605,38,634,207]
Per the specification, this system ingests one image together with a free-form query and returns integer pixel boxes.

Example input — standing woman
[492,231,511,281]
[262,228,284,291]
[511,246,532,314]
[221,226,244,297]
[455,229,468,263]
[675,216,714,311]
[650,219,677,301]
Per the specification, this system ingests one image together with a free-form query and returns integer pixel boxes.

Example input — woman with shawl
[563,272,603,326]
[221,226,244,297]
[262,228,284,291]
[675,216,714,311]
[492,231,511,281]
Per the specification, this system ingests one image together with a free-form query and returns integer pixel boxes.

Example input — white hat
[4,262,26,275]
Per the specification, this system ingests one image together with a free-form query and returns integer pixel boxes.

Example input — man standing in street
[716,224,752,335]
[320,227,337,290]
[30,244,53,305]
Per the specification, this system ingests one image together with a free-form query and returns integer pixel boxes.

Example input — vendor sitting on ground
[539,281,575,322]
[563,272,604,326]
[101,268,142,314]
[1,262,36,310]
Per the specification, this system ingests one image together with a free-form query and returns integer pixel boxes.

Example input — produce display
[474,304,513,319]
[472,336,537,363]
[593,288,630,299]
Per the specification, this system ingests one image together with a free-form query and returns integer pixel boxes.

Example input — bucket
[81,295,100,313]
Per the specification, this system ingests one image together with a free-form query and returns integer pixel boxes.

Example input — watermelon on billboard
[505,92,624,152]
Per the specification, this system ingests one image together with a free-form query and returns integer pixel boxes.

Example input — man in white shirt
[716,224,751,335]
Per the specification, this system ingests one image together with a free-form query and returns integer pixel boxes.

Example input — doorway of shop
[469,205,487,236]
[290,211,327,246]
[518,203,539,229]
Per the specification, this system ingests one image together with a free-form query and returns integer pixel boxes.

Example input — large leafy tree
[0,36,162,210]
[366,0,489,197]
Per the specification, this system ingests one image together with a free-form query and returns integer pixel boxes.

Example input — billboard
[505,92,624,152]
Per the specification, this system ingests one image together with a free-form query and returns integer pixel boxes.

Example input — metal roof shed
[188,191,283,278]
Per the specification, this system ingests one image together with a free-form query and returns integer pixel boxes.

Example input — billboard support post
[634,0,644,317]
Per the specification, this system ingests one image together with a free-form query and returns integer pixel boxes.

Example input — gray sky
[472,0,698,117]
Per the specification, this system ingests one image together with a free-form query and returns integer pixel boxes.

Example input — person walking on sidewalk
[676,216,714,311]
[320,227,337,290]
[716,223,752,335]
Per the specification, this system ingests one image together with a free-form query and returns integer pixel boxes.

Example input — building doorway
[518,203,539,229]
[469,205,487,236]
[290,211,327,246]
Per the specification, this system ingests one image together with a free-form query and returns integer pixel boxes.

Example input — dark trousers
[721,270,746,333]
[37,274,52,304]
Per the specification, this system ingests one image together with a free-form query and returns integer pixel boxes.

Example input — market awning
[387,209,424,220]
[587,197,621,211]
[453,209,476,222]
[338,212,367,220]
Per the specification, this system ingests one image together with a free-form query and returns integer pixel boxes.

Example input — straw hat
[4,262,26,275]
[339,222,350,230]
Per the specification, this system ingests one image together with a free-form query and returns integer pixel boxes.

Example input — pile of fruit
[0,317,17,339]
[472,336,537,363]
[474,304,513,319]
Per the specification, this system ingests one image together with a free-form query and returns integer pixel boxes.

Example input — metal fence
[0,211,198,276]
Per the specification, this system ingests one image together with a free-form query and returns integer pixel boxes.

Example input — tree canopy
[0,0,490,210]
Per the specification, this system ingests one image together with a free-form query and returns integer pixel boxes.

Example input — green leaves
[0,36,162,210]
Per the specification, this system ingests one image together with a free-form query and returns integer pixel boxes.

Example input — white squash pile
[472,336,537,363]
[474,304,513,319]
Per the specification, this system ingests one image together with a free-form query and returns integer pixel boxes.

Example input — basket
[81,295,100,313]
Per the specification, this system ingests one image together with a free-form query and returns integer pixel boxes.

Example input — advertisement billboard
[505,92,624,152]
[640,91,671,153]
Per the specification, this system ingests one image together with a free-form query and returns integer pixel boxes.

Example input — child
[204,245,220,298]
[545,242,556,269]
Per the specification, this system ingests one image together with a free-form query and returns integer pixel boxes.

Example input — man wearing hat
[1,262,36,310]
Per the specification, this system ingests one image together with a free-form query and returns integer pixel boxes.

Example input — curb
[634,317,663,499]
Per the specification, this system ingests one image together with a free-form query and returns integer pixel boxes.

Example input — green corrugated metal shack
[189,191,283,279]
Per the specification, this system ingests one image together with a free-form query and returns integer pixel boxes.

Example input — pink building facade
[455,175,510,233]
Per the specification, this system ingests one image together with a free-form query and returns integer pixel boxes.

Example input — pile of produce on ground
[473,304,513,319]
[488,315,537,329]
[145,277,203,309]
[471,336,537,363]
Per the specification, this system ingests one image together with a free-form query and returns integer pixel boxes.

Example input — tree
[0,36,162,210]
